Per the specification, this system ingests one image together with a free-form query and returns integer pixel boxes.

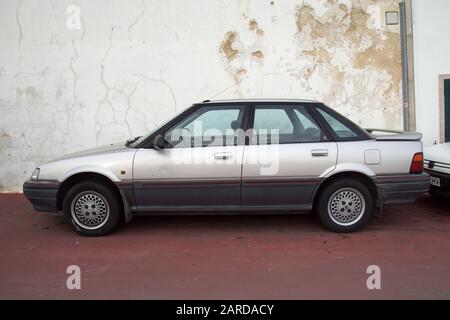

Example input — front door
[241,104,337,208]
[133,105,246,210]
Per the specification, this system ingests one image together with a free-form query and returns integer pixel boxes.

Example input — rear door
[241,103,337,208]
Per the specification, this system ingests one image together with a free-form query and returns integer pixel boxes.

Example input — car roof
[199,98,320,104]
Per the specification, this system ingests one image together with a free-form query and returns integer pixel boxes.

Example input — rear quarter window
[317,108,359,139]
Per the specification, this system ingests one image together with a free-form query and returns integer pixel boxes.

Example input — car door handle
[311,149,329,157]
[214,152,232,160]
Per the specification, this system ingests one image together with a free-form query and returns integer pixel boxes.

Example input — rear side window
[253,105,321,144]
[254,109,294,135]
[317,108,358,139]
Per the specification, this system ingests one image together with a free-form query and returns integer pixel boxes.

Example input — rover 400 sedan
[23,99,430,236]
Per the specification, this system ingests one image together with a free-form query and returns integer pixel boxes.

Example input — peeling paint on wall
[251,50,264,60]
[293,0,402,127]
[218,15,266,93]
[249,19,265,36]
[220,31,239,62]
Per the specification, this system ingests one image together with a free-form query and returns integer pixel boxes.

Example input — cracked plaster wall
[0,0,402,190]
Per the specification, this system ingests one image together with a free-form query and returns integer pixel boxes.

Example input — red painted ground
[0,193,449,300]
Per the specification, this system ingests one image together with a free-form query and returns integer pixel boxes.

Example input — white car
[424,143,450,198]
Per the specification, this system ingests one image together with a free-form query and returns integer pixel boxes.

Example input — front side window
[317,108,358,139]
[252,105,322,144]
[164,106,244,148]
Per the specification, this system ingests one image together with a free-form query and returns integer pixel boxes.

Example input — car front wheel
[63,181,122,236]
[317,179,374,233]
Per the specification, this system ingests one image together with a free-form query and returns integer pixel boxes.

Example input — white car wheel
[327,188,366,227]
[317,178,374,233]
[71,191,110,230]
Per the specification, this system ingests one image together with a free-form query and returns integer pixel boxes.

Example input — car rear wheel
[63,181,122,236]
[317,179,374,233]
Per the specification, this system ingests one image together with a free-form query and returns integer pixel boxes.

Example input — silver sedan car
[23,99,430,236]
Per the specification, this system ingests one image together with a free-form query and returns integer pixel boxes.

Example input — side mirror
[152,134,166,150]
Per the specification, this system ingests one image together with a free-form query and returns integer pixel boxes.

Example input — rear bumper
[23,180,60,212]
[375,173,430,205]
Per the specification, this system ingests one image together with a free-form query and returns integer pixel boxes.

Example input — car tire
[63,181,122,236]
[317,178,374,233]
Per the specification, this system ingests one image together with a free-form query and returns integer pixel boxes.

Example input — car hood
[47,141,128,163]
[424,143,450,164]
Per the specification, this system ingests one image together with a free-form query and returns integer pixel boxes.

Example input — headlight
[31,168,40,180]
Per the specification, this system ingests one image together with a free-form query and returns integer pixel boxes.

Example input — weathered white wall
[0,0,402,190]
[412,0,450,146]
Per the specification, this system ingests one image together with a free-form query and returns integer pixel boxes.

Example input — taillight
[410,153,424,174]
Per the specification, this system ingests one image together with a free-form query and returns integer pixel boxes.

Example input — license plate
[431,177,441,187]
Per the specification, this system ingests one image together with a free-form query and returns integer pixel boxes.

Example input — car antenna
[207,74,250,101]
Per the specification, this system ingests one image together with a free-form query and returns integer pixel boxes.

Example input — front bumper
[375,173,430,205]
[425,169,450,196]
[23,180,60,212]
